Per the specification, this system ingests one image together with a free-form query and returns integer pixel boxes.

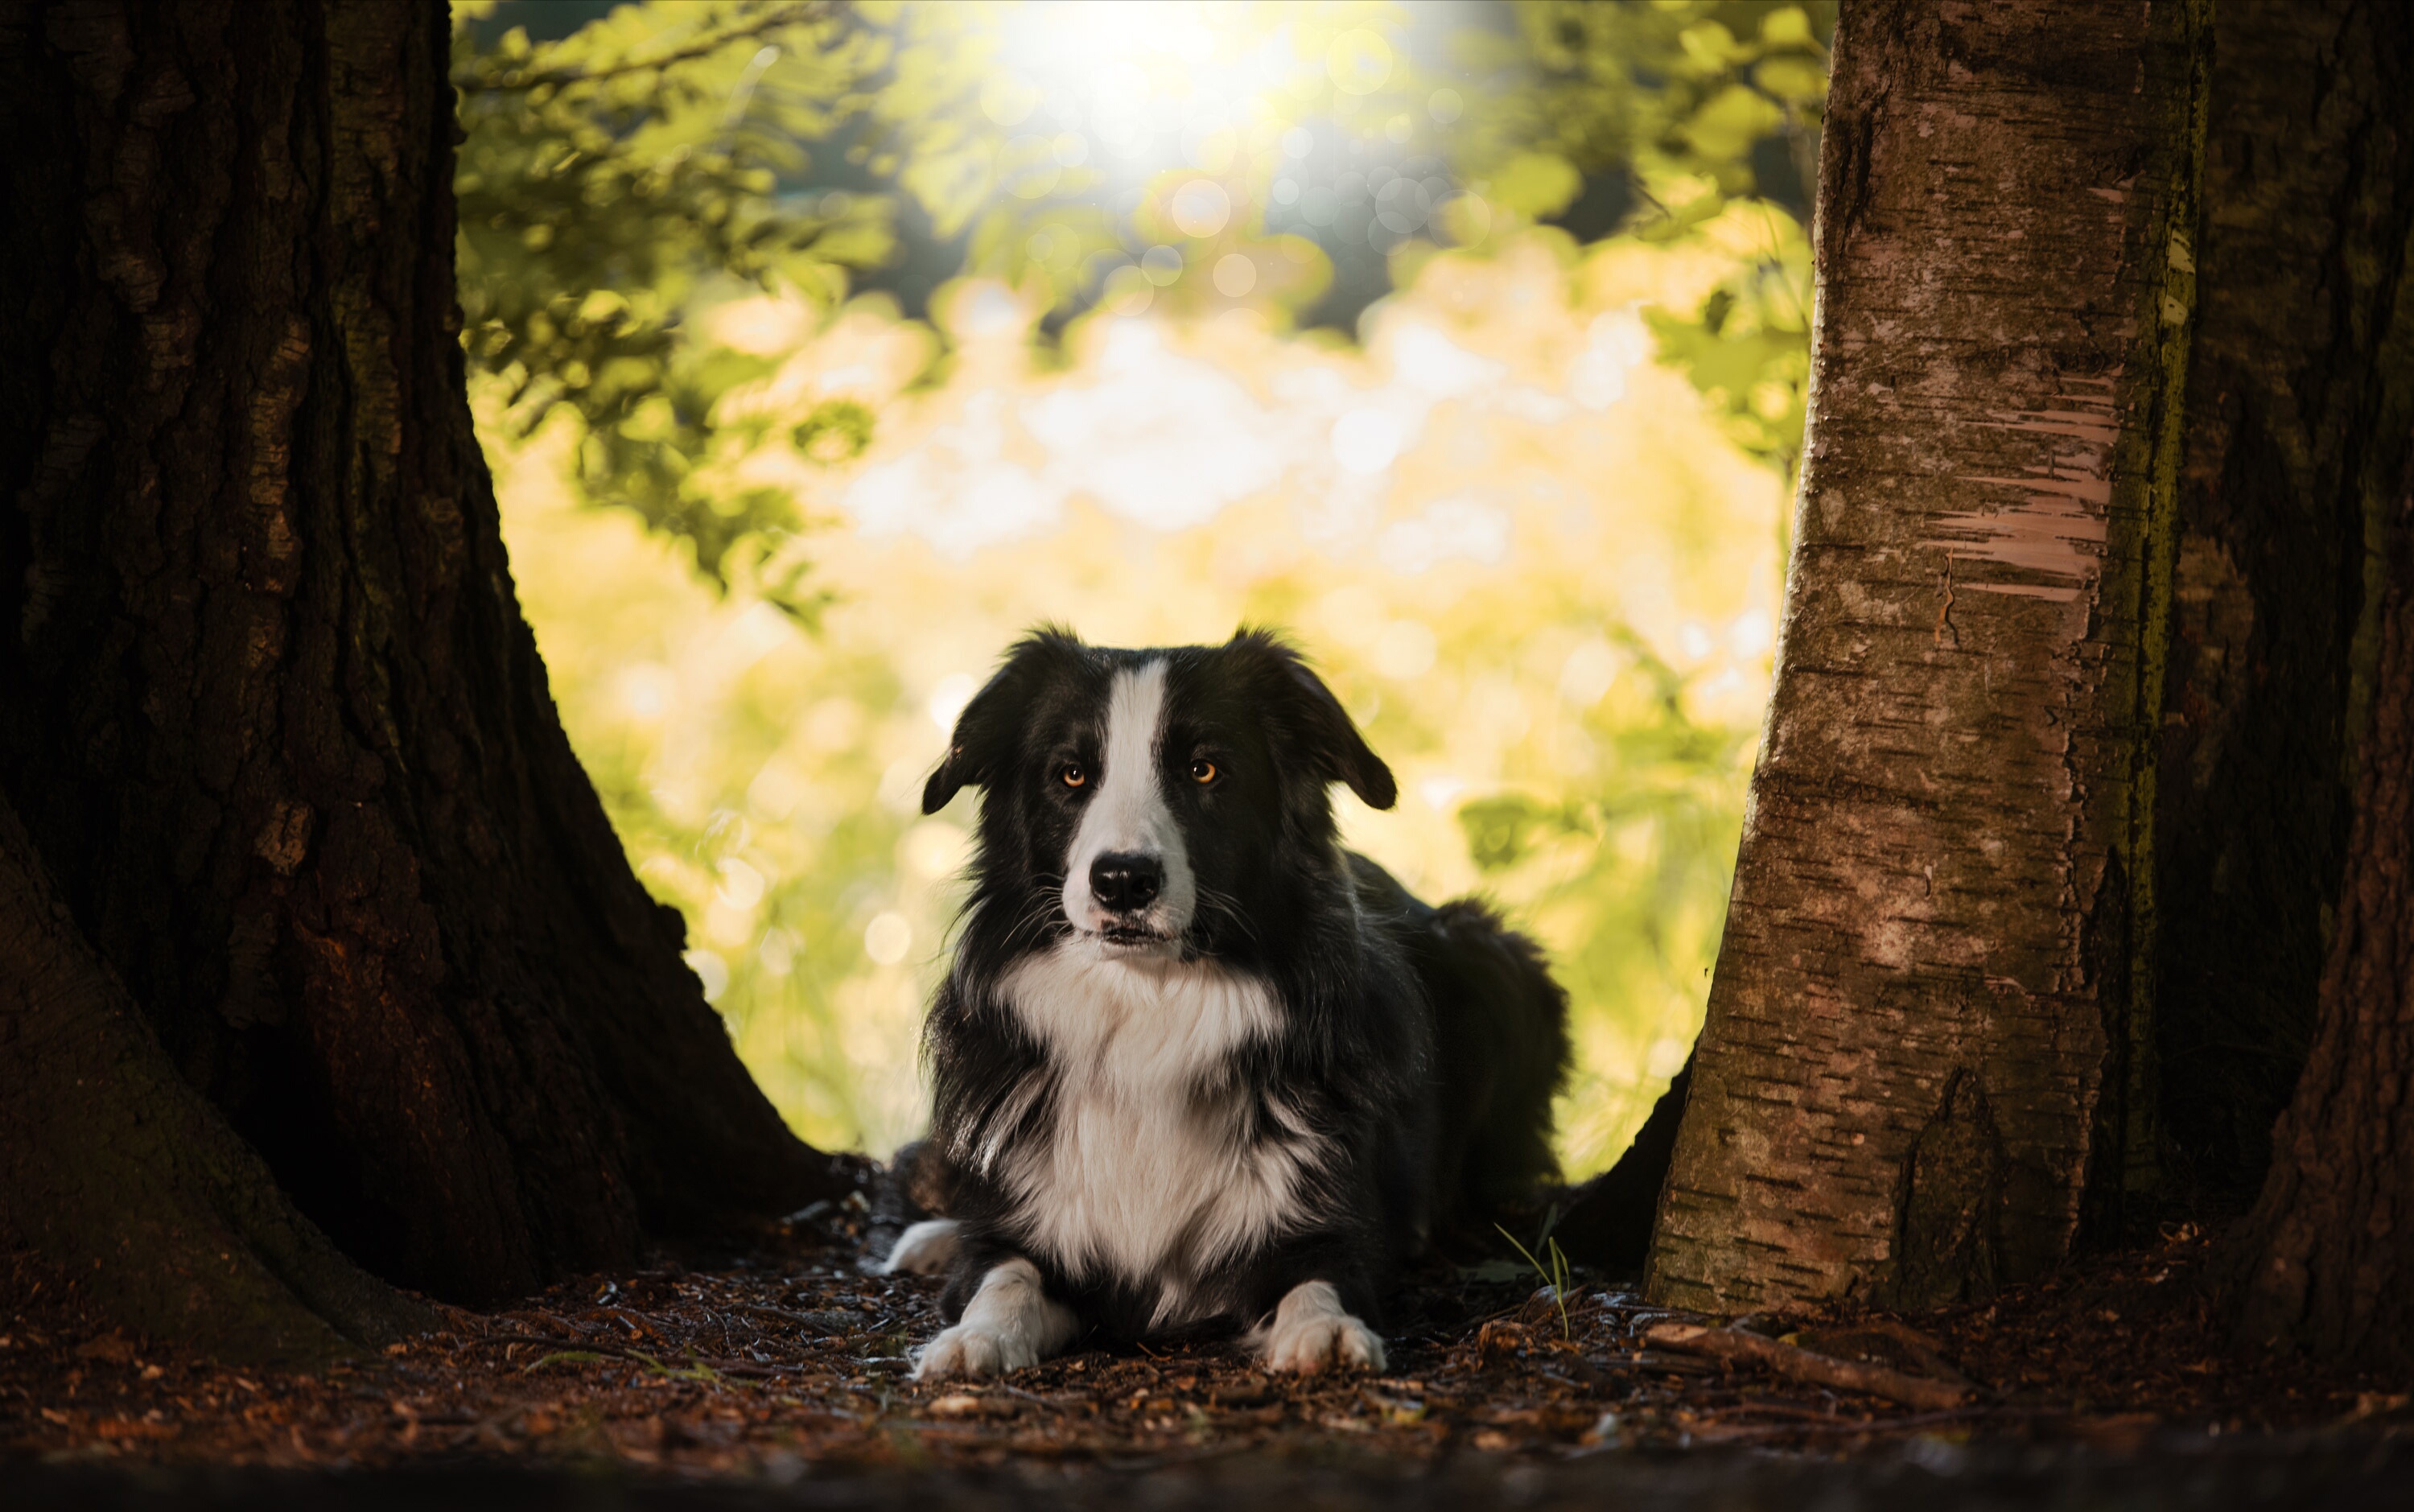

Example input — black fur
[917,626,1569,1351]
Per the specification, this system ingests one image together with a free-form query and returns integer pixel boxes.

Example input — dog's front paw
[912,1258,1078,1382]
[1262,1312,1386,1374]
[912,1322,1035,1382]
[1255,1280,1387,1374]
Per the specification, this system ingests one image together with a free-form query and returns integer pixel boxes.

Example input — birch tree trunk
[1647,0,2206,1312]
[0,0,850,1330]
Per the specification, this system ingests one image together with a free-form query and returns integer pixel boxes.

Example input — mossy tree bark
[0,0,848,1337]
[1647,0,2206,1312]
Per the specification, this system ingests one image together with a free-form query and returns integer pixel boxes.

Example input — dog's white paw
[908,1257,1077,1382]
[1262,1312,1386,1374]
[882,1217,962,1275]
[1254,1280,1387,1374]
[912,1321,1033,1382]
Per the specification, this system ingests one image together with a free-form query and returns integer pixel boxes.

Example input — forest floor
[5,1205,2412,1507]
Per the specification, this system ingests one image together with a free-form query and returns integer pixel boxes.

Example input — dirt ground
[5,1201,2411,1506]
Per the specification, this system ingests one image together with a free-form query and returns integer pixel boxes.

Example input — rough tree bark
[2229,469,2414,1374]
[2153,0,2414,1205]
[1647,0,2206,1312]
[0,0,848,1333]
[0,790,429,1365]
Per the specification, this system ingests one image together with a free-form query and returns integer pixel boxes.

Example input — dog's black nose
[1090,852,1163,913]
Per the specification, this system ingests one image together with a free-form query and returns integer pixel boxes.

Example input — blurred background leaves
[454,0,1830,1172]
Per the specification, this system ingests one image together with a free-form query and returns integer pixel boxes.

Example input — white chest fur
[987,942,1320,1323]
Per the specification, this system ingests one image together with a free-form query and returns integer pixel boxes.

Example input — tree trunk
[1647,0,2206,1312]
[2152,0,2414,1207]
[0,790,430,1366]
[0,0,847,1323]
[2229,467,2414,1373]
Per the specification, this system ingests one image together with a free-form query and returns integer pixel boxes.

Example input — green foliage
[459,2,1825,1167]
[1458,2,1829,480]
[454,2,1830,587]
[1477,2,1831,212]
[1643,211,1812,478]
[1460,627,1755,1147]
[451,1,893,587]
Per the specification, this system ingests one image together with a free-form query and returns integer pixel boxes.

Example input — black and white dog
[887,628,1568,1380]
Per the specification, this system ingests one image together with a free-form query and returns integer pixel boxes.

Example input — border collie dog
[888,628,1568,1380]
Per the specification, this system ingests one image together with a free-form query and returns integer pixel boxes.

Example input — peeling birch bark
[1647,0,2206,1312]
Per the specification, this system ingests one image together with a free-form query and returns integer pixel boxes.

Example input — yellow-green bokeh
[488,208,1792,1176]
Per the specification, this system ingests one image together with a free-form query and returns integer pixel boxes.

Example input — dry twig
[1642,1323,1973,1411]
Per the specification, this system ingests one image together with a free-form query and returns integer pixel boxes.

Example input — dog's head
[925,626,1395,957]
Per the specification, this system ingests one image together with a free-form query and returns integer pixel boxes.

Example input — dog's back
[1350,855,1570,1248]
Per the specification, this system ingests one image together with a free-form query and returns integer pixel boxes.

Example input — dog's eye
[1188,759,1218,785]
[1061,762,1087,789]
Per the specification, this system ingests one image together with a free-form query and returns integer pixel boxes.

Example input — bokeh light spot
[927,672,978,732]
[1213,253,1258,298]
[903,820,970,880]
[715,858,768,910]
[1026,225,1077,271]
[1326,28,1393,96]
[1170,179,1233,238]
[863,912,912,966]
[1140,244,1185,286]
[1100,262,1155,315]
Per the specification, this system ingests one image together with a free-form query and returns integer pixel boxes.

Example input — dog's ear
[1230,628,1397,810]
[922,627,1086,814]
[921,731,984,815]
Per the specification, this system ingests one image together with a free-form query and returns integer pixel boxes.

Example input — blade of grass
[1495,1222,1572,1339]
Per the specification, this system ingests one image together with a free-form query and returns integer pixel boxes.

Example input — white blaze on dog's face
[1057,659,1197,947]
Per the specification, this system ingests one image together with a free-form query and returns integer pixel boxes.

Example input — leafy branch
[454,3,834,93]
